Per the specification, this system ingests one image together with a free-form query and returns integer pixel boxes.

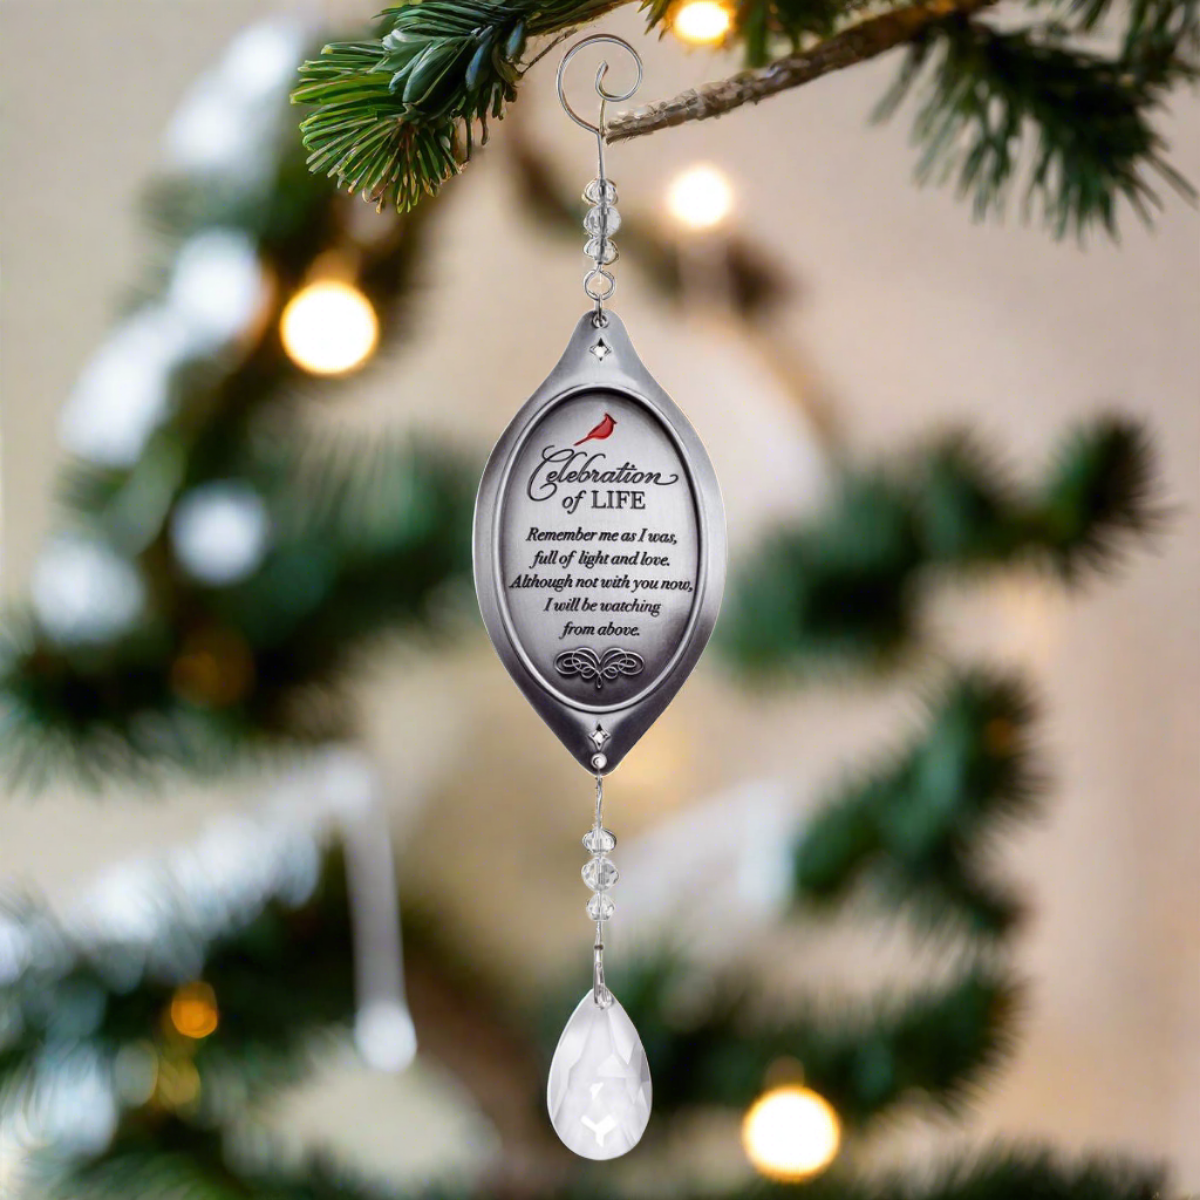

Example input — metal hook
[555,33,643,139]
[557,34,642,321]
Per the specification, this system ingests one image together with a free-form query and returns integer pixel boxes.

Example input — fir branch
[719,418,1161,676]
[612,957,1021,1126]
[792,1145,1167,1200]
[1,438,475,785]
[607,0,999,140]
[873,15,1197,238]
[793,670,1043,938]
[293,0,626,212]
[1034,416,1164,577]
[33,1124,429,1200]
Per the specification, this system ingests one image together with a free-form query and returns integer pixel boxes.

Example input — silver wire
[556,34,642,322]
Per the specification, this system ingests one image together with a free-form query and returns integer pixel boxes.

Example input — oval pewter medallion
[474,311,725,774]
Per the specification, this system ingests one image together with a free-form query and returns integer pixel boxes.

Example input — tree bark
[605,0,998,143]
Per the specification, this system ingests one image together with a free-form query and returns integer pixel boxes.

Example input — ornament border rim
[473,309,727,775]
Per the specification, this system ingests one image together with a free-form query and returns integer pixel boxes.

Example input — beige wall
[2,0,1198,1187]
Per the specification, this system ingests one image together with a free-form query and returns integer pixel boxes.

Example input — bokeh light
[169,982,219,1040]
[666,164,735,231]
[741,1085,841,1180]
[672,0,733,44]
[280,280,379,375]
[170,481,271,586]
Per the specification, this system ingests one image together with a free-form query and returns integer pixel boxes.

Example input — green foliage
[294,0,623,211]
[794,1147,1165,1200]
[0,436,475,784]
[719,418,1159,673]
[794,671,1040,937]
[293,0,1196,236]
[0,42,479,786]
[607,956,1019,1128]
[0,848,355,1111]
[33,1124,417,1200]
[876,14,1197,237]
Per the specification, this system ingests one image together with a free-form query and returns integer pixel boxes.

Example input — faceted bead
[583,178,619,205]
[584,237,619,265]
[547,989,652,1159]
[581,856,618,891]
[582,827,617,854]
[587,892,615,921]
[583,205,622,236]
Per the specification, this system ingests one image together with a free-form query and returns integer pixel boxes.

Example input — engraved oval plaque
[475,311,725,773]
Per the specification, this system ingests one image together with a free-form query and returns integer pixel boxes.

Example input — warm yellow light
[280,280,379,375]
[742,1085,841,1181]
[154,1057,202,1110]
[169,981,219,1040]
[666,164,735,231]
[672,0,733,44]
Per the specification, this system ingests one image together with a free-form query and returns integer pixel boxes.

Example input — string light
[671,0,733,44]
[169,981,220,1039]
[280,280,379,375]
[742,1084,841,1181]
[666,164,735,231]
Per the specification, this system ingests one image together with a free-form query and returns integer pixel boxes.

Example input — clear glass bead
[582,827,617,853]
[587,892,615,921]
[584,205,622,236]
[583,179,618,205]
[581,856,619,891]
[584,237,619,265]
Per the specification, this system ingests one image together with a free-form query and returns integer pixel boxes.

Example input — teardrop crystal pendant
[547,990,652,1159]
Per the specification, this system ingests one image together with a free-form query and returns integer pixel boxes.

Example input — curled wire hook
[557,34,642,319]
[555,33,643,139]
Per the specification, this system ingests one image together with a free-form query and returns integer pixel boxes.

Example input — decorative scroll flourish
[555,647,645,691]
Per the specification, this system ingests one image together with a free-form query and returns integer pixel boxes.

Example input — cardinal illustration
[574,413,617,446]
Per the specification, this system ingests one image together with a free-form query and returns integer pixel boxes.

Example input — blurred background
[0,0,1197,1197]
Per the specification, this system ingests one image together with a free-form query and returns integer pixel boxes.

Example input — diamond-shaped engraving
[589,725,610,750]
[590,339,612,361]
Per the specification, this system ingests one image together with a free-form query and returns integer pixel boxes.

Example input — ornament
[474,35,726,1160]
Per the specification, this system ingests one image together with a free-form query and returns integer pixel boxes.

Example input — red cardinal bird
[574,413,617,446]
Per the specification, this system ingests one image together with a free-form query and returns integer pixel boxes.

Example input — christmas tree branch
[794,1146,1167,1200]
[615,957,1020,1127]
[605,0,998,141]
[793,670,1042,938]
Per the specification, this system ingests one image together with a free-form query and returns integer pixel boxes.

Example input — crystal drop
[582,827,617,854]
[583,178,619,205]
[547,989,652,1159]
[583,205,622,236]
[581,856,618,891]
[587,892,615,921]
[584,237,619,265]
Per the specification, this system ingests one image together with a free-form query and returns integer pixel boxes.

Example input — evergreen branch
[612,956,1021,1127]
[793,670,1043,938]
[719,418,1161,675]
[793,1145,1167,1200]
[606,0,999,140]
[33,1123,434,1200]
[0,438,475,784]
[873,16,1197,238]
[0,846,357,1104]
[293,1,626,211]
[1035,417,1164,577]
